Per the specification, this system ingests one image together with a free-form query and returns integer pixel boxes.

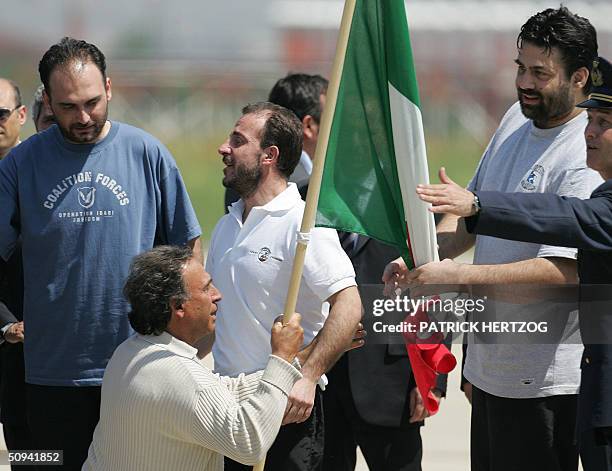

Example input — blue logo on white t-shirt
[520,165,544,191]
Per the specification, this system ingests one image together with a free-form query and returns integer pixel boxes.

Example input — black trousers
[471,385,578,471]
[3,422,38,471]
[25,384,101,471]
[224,388,324,471]
[321,358,422,471]
[580,427,612,471]
[323,406,422,471]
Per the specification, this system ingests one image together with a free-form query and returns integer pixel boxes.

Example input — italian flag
[311,0,454,416]
[316,0,437,269]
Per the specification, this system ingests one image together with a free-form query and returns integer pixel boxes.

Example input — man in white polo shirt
[207,102,361,471]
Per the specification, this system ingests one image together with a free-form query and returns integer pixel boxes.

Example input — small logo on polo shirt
[520,165,544,192]
[248,247,283,262]
[258,247,271,262]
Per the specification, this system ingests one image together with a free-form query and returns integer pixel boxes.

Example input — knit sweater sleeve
[218,355,302,400]
[217,369,264,401]
[191,355,301,465]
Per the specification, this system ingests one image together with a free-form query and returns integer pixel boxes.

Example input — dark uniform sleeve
[465,182,612,251]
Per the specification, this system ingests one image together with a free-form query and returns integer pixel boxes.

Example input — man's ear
[105,77,112,102]
[17,106,27,125]
[262,145,279,165]
[302,115,318,140]
[573,67,589,90]
[170,299,185,319]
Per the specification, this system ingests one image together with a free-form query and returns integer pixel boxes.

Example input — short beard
[518,80,575,127]
[223,158,262,199]
[57,105,109,144]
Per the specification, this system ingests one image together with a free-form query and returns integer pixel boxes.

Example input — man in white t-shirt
[384,6,602,470]
[207,101,361,471]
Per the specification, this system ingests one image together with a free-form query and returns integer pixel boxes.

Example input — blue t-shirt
[0,122,201,386]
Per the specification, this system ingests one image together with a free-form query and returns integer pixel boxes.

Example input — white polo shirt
[207,183,356,377]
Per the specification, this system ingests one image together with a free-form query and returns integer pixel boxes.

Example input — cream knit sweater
[83,332,301,471]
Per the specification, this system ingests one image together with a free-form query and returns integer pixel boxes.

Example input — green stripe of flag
[385,0,420,106]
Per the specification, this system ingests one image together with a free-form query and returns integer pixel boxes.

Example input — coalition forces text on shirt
[42,171,130,223]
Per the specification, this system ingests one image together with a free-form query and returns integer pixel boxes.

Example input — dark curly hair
[517,6,598,92]
[124,245,193,336]
[241,101,304,179]
[268,73,328,124]
[39,37,107,96]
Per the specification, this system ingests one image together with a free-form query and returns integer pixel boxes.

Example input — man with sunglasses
[0,78,26,159]
[0,77,30,469]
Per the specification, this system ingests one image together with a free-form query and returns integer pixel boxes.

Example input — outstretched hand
[416,167,476,217]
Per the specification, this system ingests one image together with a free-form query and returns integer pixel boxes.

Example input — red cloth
[402,297,457,414]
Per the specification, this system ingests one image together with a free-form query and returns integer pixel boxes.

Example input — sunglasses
[0,106,20,122]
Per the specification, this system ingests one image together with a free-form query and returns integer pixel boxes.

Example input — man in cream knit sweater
[83,245,305,471]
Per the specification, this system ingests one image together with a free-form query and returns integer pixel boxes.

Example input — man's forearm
[301,285,362,381]
[296,337,318,366]
[457,257,577,285]
[437,214,476,260]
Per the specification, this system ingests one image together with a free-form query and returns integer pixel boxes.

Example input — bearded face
[515,42,581,128]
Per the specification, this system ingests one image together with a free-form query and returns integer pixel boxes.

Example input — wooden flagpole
[252,0,357,469]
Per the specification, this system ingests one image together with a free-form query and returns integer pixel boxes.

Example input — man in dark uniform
[415,56,612,470]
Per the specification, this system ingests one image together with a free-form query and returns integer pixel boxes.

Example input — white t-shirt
[464,102,603,398]
[207,183,356,377]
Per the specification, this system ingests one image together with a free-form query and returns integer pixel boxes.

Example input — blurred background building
[2,0,611,235]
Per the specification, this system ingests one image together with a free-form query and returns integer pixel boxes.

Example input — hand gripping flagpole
[252,1,357,469]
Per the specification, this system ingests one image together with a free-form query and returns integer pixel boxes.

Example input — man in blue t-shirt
[0,37,201,470]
